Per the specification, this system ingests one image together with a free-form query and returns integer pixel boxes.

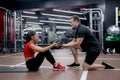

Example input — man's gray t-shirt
[74,24,101,52]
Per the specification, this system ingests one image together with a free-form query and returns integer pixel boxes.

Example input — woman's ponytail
[23,30,36,44]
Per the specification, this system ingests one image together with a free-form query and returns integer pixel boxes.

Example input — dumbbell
[51,40,62,49]
[54,41,62,49]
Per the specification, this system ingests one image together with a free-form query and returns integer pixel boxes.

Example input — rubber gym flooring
[0,49,120,80]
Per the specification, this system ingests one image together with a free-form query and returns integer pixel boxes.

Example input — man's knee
[82,62,90,70]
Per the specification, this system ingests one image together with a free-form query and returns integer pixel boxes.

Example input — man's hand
[61,44,82,51]
[60,44,67,49]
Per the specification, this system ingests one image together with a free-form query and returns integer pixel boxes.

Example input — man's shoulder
[79,24,89,30]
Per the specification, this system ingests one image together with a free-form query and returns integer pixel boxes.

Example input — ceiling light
[49,18,70,22]
[79,17,87,20]
[26,22,44,25]
[23,11,35,14]
[41,13,71,18]
[56,26,72,29]
[41,13,87,20]
[40,20,70,24]
[22,15,38,19]
[53,9,83,14]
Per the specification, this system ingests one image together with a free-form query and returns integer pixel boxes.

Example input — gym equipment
[107,25,120,34]
[50,40,62,49]
[0,67,28,73]
[115,7,120,26]
[0,7,23,53]
[54,41,62,49]
[106,25,120,41]
[65,29,75,38]
[48,25,56,44]
[104,25,120,54]
[82,8,104,49]
[51,29,76,49]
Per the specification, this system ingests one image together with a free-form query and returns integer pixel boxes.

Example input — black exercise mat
[0,67,28,73]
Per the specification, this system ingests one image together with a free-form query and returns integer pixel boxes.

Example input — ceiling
[0,0,105,10]
[0,0,104,31]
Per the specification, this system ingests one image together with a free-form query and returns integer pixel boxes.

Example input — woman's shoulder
[25,42,31,48]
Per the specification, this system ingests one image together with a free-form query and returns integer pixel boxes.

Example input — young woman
[24,30,65,71]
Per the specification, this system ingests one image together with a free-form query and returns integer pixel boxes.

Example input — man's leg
[82,62,105,70]
[67,47,80,67]
[71,47,79,64]
[83,51,114,70]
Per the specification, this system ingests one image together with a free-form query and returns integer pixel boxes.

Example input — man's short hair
[71,15,80,23]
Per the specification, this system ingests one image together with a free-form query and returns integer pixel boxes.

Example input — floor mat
[0,67,28,73]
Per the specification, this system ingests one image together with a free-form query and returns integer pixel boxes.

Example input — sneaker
[53,63,65,71]
[67,62,80,67]
[102,62,114,69]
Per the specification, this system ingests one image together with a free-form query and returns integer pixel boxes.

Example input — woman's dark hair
[23,30,36,44]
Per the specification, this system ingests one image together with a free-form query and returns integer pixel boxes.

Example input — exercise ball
[107,25,120,34]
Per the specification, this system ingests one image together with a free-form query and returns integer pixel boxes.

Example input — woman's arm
[29,42,58,53]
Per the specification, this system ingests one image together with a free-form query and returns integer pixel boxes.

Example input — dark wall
[105,0,120,31]
[0,0,105,10]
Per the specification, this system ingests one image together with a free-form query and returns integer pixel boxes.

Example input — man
[62,15,114,70]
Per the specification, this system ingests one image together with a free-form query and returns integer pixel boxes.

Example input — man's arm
[63,38,84,48]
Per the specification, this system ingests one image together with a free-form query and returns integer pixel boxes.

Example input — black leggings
[26,50,55,71]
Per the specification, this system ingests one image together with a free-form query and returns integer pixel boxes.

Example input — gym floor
[0,49,120,80]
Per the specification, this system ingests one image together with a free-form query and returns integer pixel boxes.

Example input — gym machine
[13,11,23,52]
[0,7,14,53]
[0,7,23,53]
[82,8,104,50]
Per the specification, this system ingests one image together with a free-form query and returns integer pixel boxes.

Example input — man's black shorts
[85,51,100,65]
